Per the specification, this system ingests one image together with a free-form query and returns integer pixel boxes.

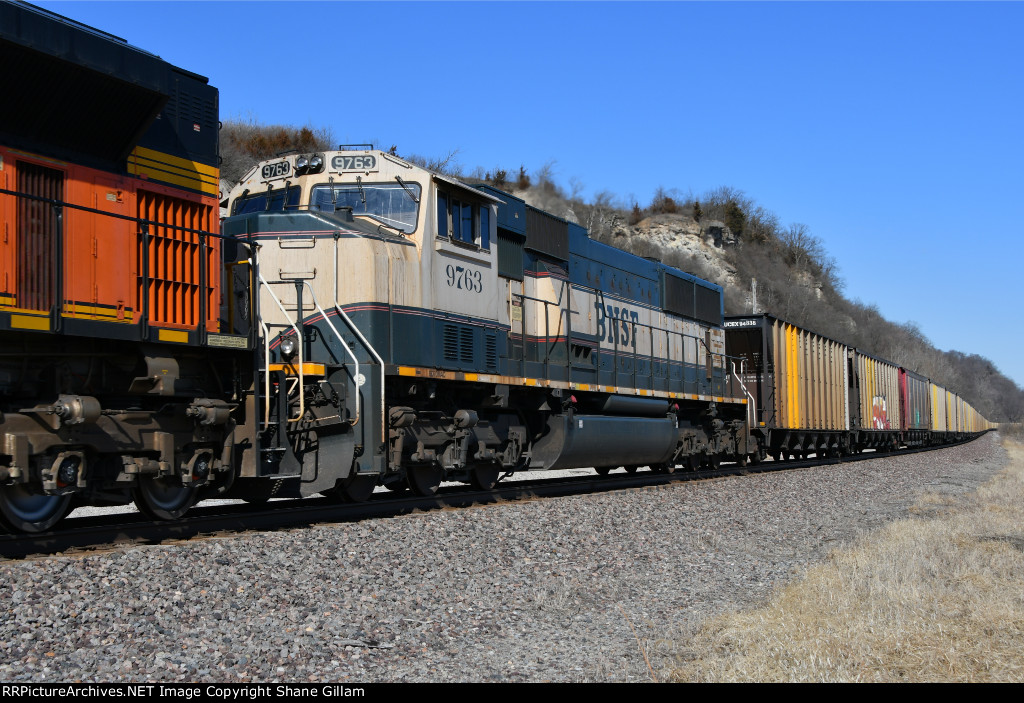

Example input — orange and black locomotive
[0,2,245,530]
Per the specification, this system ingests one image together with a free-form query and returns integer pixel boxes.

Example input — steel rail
[0,435,989,560]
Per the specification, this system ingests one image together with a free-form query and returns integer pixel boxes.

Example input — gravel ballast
[0,434,1008,682]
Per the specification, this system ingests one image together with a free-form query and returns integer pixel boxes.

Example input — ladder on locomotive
[251,264,383,477]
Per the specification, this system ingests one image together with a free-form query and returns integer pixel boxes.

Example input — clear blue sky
[35,1,1024,389]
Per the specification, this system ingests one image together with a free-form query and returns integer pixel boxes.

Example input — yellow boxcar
[852,351,901,432]
[930,382,948,432]
[769,318,850,431]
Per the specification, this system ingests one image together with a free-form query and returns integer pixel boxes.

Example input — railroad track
[0,440,973,560]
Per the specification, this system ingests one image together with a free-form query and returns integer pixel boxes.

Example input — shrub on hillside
[629,202,645,225]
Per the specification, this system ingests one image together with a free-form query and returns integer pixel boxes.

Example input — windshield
[231,186,300,215]
[310,181,421,234]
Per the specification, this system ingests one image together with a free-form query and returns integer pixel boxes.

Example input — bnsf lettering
[331,155,377,171]
[595,302,639,347]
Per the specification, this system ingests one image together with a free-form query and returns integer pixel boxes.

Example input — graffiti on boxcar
[872,396,890,429]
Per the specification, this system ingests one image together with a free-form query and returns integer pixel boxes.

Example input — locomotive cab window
[310,181,421,234]
[437,191,490,250]
[231,186,301,215]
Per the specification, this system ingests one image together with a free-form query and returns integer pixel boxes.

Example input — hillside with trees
[218,119,1024,423]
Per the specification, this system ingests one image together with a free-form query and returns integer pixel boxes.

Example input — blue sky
[35,1,1024,389]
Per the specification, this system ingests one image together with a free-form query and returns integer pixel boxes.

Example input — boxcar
[725,313,850,459]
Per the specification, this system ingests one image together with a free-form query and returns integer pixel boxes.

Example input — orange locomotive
[0,2,246,531]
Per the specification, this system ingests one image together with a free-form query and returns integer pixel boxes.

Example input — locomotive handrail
[256,272,305,425]
[297,282,360,427]
[731,360,757,430]
[329,232,385,441]
[588,283,740,397]
[510,291,568,373]
[513,284,737,398]
[333,304,386,442]
[598,300,728,396]
[0,186,230,347]
[697,335,730,395]
[258,323,272,429]
[0,187,232,240]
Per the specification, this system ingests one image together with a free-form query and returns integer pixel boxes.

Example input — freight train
[0,2,993,533]
[724,314,991,460]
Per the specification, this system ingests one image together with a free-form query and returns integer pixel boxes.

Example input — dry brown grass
[670,440,1024,682]
[1001,424,1024,441]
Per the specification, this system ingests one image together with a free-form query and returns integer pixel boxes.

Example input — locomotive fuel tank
[529,413,678,471]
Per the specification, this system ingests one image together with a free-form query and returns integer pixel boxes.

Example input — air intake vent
[443,324,459,361]
[662,272,695,319]
[442,323,479,367]
[460,327,474,364]
[694,283,723,327]
[485,332,497,369]
[662,272,722,327]
[524,206,569,261]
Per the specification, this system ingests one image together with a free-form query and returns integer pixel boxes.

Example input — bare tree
[220,117,334,185]
[403,148,462,177]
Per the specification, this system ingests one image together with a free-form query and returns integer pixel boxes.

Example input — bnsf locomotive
[0,2,239,531]
[220,148,752,504]
[0,3,993,533]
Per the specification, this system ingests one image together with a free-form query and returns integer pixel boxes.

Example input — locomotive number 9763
[446,264,484,294]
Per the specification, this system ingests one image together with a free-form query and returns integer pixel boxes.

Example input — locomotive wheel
[407,465,443,497]
[703,454,722,470]
[237,478,283,504]
[133,475,197,521]
[624,466,639,474]
[469,464,500,491]
[335,473,377,503]
[594,466,613,476]
[737,454,749,468]
[381,475,407,493]
[0,484,73,533]
[687,454,701,471]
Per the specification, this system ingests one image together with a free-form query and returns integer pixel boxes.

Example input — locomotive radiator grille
[137,190,219,331]
[15,161,63,313]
